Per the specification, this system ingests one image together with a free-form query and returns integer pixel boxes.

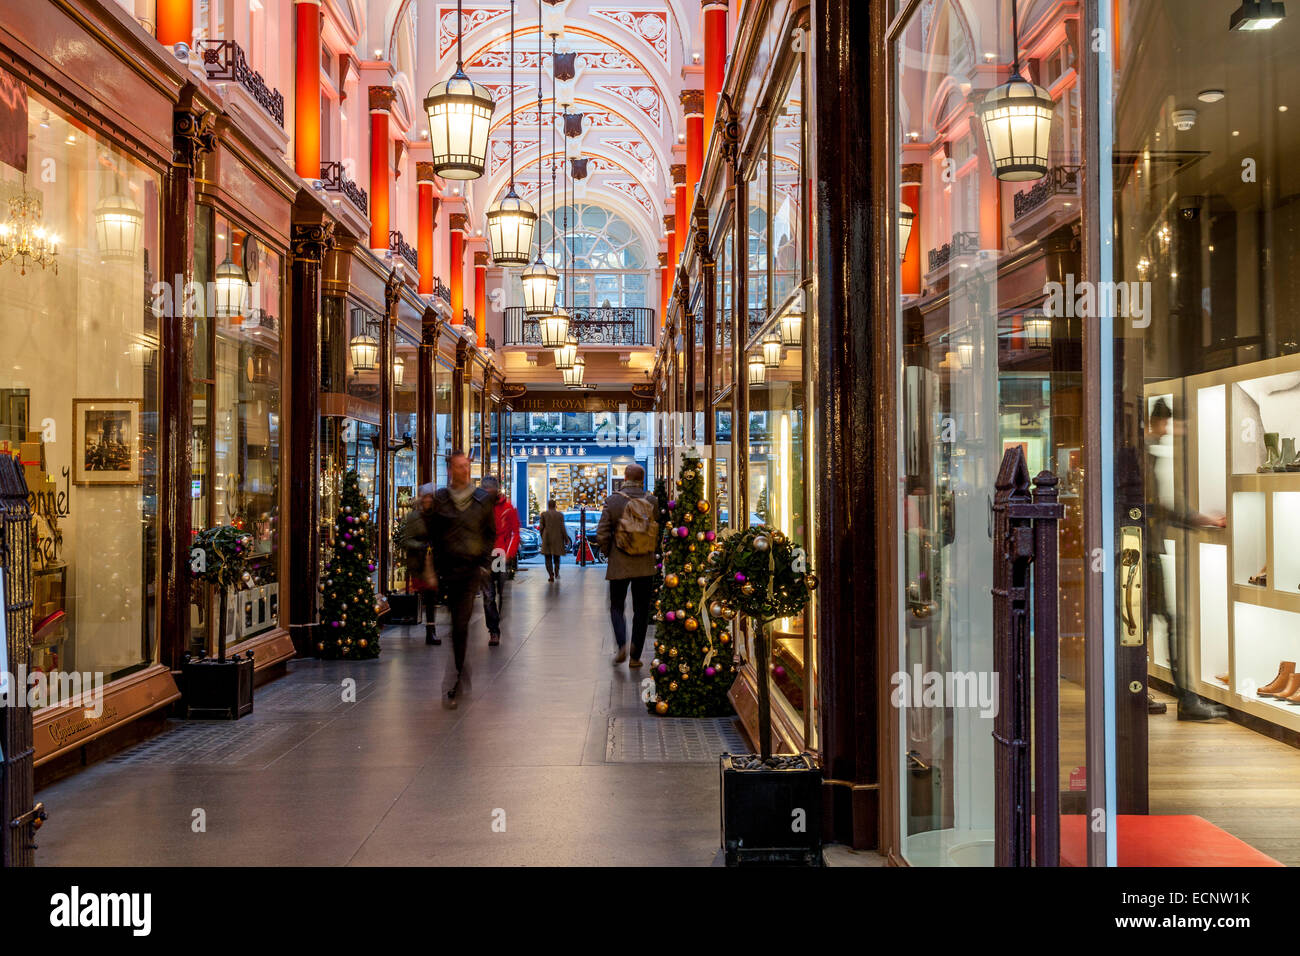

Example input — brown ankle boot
[1268,672,1300,701]
[1258,661,1297,697]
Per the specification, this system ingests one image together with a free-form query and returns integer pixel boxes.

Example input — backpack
[614,492,658,556]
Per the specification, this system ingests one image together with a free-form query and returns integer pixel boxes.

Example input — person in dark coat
[428,452,496,708]
[595,463,657,666]
[397,482,441,646]
[537,499,569,582]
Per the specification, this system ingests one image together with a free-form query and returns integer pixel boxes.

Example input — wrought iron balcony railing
[504,306,653,346]
[319,161,368,215]
[1013,164,1083,220]
[389,230,418,269]
[434,277,451,305]
[199,40,284,128]
[927,231,980,272]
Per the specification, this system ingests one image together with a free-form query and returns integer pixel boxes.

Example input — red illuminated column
[157,0,193,48]
[474,250,488,348]
[970,113,1001,252]
[449,212,468,322]
[901,163,922,297]
[658,251,669,329]
[672,164,686,266]
[703,1,727,126]
[294,0,321,179]
[369,86,396,251]
[682,90,704,204]
[416,162,437,295]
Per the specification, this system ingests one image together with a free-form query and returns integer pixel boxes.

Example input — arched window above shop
[536,203,647,271]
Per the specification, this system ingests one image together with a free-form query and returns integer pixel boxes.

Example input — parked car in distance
[517,526,540,559]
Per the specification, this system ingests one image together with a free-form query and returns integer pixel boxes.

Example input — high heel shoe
[1258,661,1296,697]
[1260,432,1284,473]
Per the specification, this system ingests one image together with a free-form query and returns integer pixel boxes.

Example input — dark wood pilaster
[377,270,399,595]
[159,94,213,670]
[417,309,438,488]
[452,339,468,453]
[696,194,716,452]
[287,218,334,656]
[811,0,886,851]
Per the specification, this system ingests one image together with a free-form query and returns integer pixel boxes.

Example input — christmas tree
[647,455,737,717]
[317,470,381,659]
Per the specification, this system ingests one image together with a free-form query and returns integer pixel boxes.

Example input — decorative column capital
[385,267,401,313]
[368,85,397,113]
[702,0,728,10]
[449,212,470,233]
[474,250,490,267]
[658,251,669,268]
[173,103,216,171]
[717,92,740,169]
[901,163,924,185]
[292,220,335,263]
[416,161,437,185]
[680,89,705,117]
[664,214,676,234]
[671,163,686,186]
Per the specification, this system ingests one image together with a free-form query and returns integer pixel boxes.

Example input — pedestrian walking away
[537,498,570,582]
[396,483,441,645]
[480,475,518,646]
[427,451,497,708]
[595,463,658,666]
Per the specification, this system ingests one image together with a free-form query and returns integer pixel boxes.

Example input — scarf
[449,482,475,511]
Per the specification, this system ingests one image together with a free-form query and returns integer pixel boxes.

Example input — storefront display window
[0,84,161,690]
[436,358,452,487]
[389,326,418,591]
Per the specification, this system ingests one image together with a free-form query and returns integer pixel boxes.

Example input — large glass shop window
[435,359,452,487]
[1102,0,1300,863]
[0,83,161,690]
[389,325,419,591]
[198,208,283,644]
[893,0,1086,866]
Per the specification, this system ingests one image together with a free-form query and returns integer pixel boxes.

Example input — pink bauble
[705,531,716,542]
[657,664,668,674]
[677,526,688,537]
[735,572,746,583]
[705,666,716,677]
[773,665,785,676]
[666,611,676,622]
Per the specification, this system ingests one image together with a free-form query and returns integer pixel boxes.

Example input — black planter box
[182,656,254,720]
[386,591,420,624]
[720,752,823,866]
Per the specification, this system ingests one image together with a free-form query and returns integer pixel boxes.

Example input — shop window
[747,147,770,327]
[771,62,803,309]
[389,326,419,592]
[0,84,161,692]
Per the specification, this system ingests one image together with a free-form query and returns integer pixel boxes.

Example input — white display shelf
[1151,352,1300,736]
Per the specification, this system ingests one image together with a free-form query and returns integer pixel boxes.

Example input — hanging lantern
[780,308,803,347]
[213,254,250,319]
[562,353,585,387]
[898,201,915,260]
[976,0,1053,182]
[539,306,570,348]
[349,332,379,372]
[392,354,405,387]
[522,257,559,315]
[487,187,537,265]
[762,332,782,368]
[747,352,767,386]
[1025,311,1053,350]
[94,186,143,259]
[957,341,975,368]
[424,0,494,180]
[554,333,578,370]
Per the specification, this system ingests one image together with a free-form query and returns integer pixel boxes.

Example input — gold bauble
[669,647,678,658]
[720,634,730,643]
[684,618,698,631]
[665,573,679,588]
[316,642,325,651]
[697,500,709,513]
[697,577,708,588]
[685,470,695,480]
[709,601,724,617]
[669,682,678,692]
[805,573,819,590]
[358,639,368,648]
[741,582,756,596]
[684,514,693,523]
[655,701,669,714]
[688,544,696,552]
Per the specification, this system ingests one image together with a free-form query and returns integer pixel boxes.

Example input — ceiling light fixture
[1230,0,1286,31]
[486,0,537,265]
[425,0,495,179]
[1198,89,1226,103]
[521,8,559,316]
[976,0,1054,181]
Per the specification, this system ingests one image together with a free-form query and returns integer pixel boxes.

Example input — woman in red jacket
[479,476,519,646]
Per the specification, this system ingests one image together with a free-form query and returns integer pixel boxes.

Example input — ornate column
[449,212,468,323]
[418,308,439,487]
[703,0,728,126]
[474,249,489,348]
[294,0,321,179]
[664,214,676,324]
[696,194,715,450]
[377,269,400,595]
[452,338,468,452]
[369,86,396,251]
[416,162,438,295]
[160,99,213,669]
[157,0,192,48]
[672,163,687,268]
[659,250,670,330]
[900,162,922,297]
[287,219,335,656]
[682,90,705,204]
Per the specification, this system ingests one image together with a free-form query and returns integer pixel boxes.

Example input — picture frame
[72,398,142,485]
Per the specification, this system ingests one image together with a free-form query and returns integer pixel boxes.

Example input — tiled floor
[36,559,733,866]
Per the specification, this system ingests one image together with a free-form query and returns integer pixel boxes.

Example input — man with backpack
[595,463,659,666]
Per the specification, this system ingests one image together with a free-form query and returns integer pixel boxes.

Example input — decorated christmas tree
[646,455,737,717]
[317,470,381,660]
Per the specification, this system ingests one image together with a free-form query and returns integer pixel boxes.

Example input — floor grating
[605,716,747,763]
[103,719,310,768]
[252,679,372,713]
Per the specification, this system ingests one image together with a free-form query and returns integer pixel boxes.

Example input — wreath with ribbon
[712,525,817,622]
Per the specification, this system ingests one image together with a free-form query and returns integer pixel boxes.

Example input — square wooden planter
[719,752,823,866]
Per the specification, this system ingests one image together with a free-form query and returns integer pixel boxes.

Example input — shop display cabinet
[1153,355,1300,735]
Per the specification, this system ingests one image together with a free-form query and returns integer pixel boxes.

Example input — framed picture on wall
[73,398,142,485]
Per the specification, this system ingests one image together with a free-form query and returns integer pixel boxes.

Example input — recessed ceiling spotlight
[984,52,996,62]
[678,133,685,142]
[1198,89,1226,103]
[1230,0,1287,31]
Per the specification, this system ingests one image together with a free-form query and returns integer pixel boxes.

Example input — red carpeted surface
[1057,815,1283,867]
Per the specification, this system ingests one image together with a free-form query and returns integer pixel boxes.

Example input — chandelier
[0,179,59,275]
[424,0,495,179]
[520,10,558,315]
